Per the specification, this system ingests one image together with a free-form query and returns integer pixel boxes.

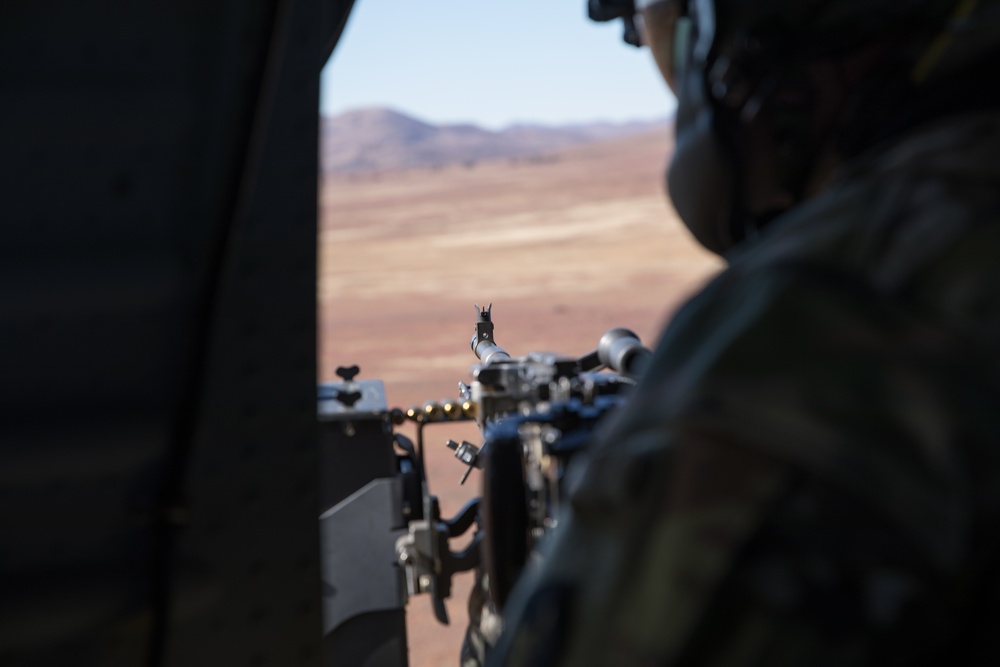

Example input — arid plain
[319,129,723,667]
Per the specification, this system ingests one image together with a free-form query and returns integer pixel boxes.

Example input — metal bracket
[395,496,482,625]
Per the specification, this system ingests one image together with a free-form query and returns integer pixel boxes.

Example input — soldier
[489,0,1000,664]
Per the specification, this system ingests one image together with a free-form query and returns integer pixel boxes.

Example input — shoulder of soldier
[589,113,1000,561]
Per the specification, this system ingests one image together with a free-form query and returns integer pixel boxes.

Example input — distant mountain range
[321,107,670,172]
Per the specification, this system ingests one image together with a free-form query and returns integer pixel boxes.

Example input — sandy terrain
[319,129,724,667]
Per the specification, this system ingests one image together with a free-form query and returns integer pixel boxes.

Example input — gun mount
[321,305,652,659]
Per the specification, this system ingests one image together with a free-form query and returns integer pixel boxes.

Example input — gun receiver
[395,305,651,617]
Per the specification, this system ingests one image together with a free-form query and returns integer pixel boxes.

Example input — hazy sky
[321,0,677,129]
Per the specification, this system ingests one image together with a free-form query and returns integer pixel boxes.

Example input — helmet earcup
[667,60,738,255]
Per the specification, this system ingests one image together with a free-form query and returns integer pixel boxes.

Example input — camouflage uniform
[489,112,1000,665]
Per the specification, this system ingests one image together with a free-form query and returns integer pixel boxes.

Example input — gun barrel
[471,303,511,365]
[473,340,510,366]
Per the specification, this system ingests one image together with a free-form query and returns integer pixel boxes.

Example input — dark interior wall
[0,0,355,664]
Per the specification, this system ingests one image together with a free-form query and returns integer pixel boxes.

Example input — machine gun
[318,306,651,665]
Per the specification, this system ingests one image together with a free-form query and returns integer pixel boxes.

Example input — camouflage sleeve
[488,254,986,666]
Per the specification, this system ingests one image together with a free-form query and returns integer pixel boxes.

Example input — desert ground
[319,129,724,667]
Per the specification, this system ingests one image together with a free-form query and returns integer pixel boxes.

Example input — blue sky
[321,0,677,129]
